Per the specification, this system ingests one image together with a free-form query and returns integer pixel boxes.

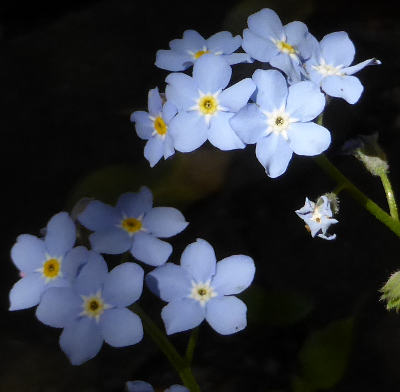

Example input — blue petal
[223,52,253,65]
[286,81,325,121]
[321,75,363,104]
[165,386,189,392]
[206,296,247,335]
[78,200,120,231]
[144,137,164,168]
[206,31,241,54]
[168,111,208,152]
[193,54,232,93]
[284,21,309,47]
[163,134,175,159]
[73,251,108,296]
[287,122,331,156]
[143,207,188,238]
[219,78,255,112]
[45,212,76,257]
[165,73,197,111]
[320,31,355,67]
[147,87,163,116]
[230,104,267,144]
[155,50,192,71]
[131,232,172,266]
[255,133,293,178]
[36,287,81,328]
[131,111,153,140]
[269,52,302,83]
[162,101,178,123]
[62,246,89,281]
[11,234,46,272]
[102,262,144,307]
[253,69,288,111]
[161,298,205,334]
[9,273,44,310]
[146,263,192,302]
[212,255,255,295]
[242,28,278,62]
[116,186,153,218]
[343,58,381,75]
[247,8,282,41]
[169,30,206,54]
[100,308,143,347]
[180,238,216,282]
[90,227,132,254]
[60,317,103,365]
[126,381,154,392]
[208,112,245,151]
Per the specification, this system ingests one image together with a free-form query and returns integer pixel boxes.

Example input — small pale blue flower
[242,8,315,83]
[230,69,330,178]
[131,87,177,167]
[304,31,381,104]
[9,212,87,311]
[36,251,144,365]
[78,186,189,266]
[155,30,252,71]
[126,380,188,392]
[166,53,256,152]
[295,196,338,240]
[146,238,255,335]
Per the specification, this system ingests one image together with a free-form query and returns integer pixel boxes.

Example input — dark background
[1,0,400,391]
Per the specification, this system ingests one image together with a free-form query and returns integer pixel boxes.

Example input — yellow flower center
[80,292,110,322]
[276,41,296,55]
[198,96,218,115]
[42,258,61,280]
[193,49,210,59]
[275,116,285,126]
[121,217,142,234]
[153,116,167,135]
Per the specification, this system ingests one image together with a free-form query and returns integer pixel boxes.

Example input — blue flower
[166,53,255,152]
[230,69,330,178]
[155,30,252,71]
[126,380,188,392]
[131,87,177,167]
[304,31,381,104]
[295,196,338,240]
[78,186,188,266]
[146,238,255,335]
[242,8,315,83]
[36,251,144,365]
[9,212,87,311]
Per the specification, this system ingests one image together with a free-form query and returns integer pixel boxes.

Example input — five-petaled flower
[36,251,144,365]
[146,238,255,335]
[78,186,188,266]
[155,30,252,71]
[295,195,338,240]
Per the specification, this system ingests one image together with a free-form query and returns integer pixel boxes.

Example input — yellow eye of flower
[43,258,61,280]
[275,116,285,126]
[154,116,167,135]
[199,96,218,115]
[121,217,142,234]
[80,292,110,322]
[276,41,296,55]
[193,49,210,59]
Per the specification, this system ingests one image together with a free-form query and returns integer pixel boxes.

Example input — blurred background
[1,0,400,390]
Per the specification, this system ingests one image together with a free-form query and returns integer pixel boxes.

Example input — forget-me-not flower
[166,53,256,152]
[78,186,188,266]
[36,251,144,365]
[126,380,188,392]
[304,31,381,104]
[295,195,338,240]
[230,69,330,178]
[146,238,255,335]
[155,30,252,71]
[9,212,87,311]
[242,8,315,83]
[131,87,177,167]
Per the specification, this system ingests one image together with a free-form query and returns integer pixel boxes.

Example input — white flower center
[189,280,217,306]
[263,107,296,140]
[80,290,111,323]
[312,59,344,76]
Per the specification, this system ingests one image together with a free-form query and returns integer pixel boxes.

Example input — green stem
[379,170,399,221]
[314,154,400,238]
[132,304,201,392]
[185,327,199,365]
